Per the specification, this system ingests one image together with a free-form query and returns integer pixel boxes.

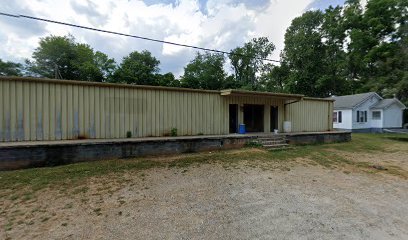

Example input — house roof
[330,92,381,109]
[371,98,407,109]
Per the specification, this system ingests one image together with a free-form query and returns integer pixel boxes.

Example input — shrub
[126,131,132,138]
[170,128,178,137]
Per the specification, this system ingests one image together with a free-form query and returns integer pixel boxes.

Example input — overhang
[220,89,304,100]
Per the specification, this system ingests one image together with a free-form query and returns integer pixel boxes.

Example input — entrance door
[243,104,264,132]
[270,106,278,131]
[229,104,238,133]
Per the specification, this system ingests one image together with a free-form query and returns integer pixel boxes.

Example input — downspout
[283,98,303,121]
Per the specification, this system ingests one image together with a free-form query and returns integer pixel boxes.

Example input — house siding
[370,109,383,129]
[333,109,352,130]
[383,103,403,128]
[352,95,381,129]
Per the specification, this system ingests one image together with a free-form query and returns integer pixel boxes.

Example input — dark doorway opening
[243,104,264,132]
[229,104,238,133]
[270,106,278,131]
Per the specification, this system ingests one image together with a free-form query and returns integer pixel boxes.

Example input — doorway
[243,104,264,132]
[229,104,238,133]
[270,106,278,131]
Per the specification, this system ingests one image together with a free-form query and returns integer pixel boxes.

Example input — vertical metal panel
[9,81,16,141]
[55,84,62,140]
[23,82,30,141]
[285,99,332,132]
[60,84,67,140]
[0,81,3,141]
[49,83,55,141]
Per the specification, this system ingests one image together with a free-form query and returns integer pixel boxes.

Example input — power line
[0,12,281,63]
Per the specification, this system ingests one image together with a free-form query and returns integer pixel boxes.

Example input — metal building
[0,77,333,142]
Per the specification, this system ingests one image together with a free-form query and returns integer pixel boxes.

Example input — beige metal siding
[0,77,333,142]
[0,78,226,141]
[285,99,333,132]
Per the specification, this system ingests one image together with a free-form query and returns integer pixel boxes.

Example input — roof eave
[220,89,304,100]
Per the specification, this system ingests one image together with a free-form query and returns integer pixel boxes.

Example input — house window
[372,111,381,120]
[357,111,367,122]
[333,111,342,123]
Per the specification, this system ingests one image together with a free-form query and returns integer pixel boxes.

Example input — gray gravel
[6,162,406,240]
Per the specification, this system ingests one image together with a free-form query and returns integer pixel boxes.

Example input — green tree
[94,51,117,82]
[281,11,326,97]
[229,37,275,90]
[0,59,23,76]
[155,72,180,87]
[181,52,227,90]
[113,50,160,85]
[27,35,115,82]
[260,62,289,93]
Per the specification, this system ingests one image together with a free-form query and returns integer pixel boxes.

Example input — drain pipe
[283,98,303,133]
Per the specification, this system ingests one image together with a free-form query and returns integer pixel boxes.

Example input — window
[372,111,381,120]
[333,111,342,123]
[357,111,367,122]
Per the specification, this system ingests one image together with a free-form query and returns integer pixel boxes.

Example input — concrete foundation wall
[0,136,252,171]
[287,132,351,145]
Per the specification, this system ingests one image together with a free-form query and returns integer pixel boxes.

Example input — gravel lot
[1,139,408,240]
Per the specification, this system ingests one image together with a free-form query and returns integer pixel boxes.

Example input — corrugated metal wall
[0,78,226,141]
[0,77,333,142]
[285,98,333,132]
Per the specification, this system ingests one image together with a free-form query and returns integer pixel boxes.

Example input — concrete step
[257,136,286,140]
[258,140,287,145]
[263,143,289,148]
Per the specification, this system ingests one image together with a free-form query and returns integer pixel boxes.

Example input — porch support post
[264,104,270,133]
[238,104,244,126]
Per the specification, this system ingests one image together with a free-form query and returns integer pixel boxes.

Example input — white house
[330,92,406,132]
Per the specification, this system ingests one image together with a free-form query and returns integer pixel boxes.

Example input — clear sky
[0,0,345,76]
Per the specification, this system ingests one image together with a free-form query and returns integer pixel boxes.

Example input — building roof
[371,98,407,109]
[220,89,304,100]
[2,76,333,101]
[330,92,381,109]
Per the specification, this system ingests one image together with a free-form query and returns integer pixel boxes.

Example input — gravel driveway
[2,153,408,240]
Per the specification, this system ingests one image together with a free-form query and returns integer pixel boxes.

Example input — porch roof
[220,89,304,100]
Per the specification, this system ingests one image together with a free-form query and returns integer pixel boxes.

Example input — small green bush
[126,131,132,138]
[245,141,262,148]
[170,128,178,137]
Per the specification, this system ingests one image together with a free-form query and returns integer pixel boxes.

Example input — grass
[0,133,407,194]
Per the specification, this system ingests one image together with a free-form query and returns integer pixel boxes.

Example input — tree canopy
[229,37,275,90]
[181,52,227,90]
[0,59,23,76]
[1,0,406,104]
[273,0,408,104]
[27,35,116,82]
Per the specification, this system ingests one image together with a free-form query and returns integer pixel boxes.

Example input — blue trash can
[238,124,246,134]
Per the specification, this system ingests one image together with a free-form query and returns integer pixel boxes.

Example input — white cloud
[0,0,320,76]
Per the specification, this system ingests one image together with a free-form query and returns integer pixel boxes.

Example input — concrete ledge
[286,131,351,145]
[0,132,351,171]
[0,136,253,171]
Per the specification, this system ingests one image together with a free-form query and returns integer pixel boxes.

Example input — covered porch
[220,89,304,134]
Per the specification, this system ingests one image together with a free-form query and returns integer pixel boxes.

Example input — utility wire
[0,12,281,63]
